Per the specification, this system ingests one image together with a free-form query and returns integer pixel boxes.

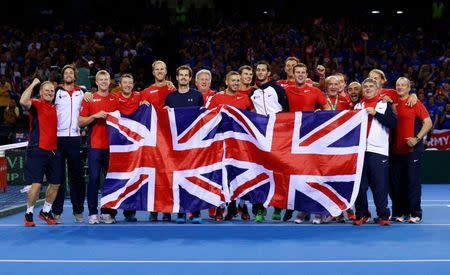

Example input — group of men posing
[20,56,432,227]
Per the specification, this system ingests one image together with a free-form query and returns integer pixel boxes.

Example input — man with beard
[250,60,289,222]
[348,81,362,106]
[165,65,204,224]
[52,64,86,224]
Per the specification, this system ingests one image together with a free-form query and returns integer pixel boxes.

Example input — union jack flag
[101,105,367,216]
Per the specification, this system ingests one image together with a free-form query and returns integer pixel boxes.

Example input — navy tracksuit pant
[52,137,85,215]
[390,151,423,219]
[87,148,135,218]
[355,152,390,220]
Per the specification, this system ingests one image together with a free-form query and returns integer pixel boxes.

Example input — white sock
[42,201,52,213]
[26,205,34,214]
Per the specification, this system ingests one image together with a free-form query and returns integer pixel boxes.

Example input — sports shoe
[38,210,57,225]
[353,216,371,226]
[395,215,408,223]
[272,208,282,220]
[24,212,35,227]
[100,214,116,224]
[208,207,216,218]
[225,202,237,221]
[149,212,158,222]
[346,209,356,220]
[54,214,62,224]
[74,213,84,223]
[191,216,202,224]
[409,216,422,224]
[374,217,391,226]
[176,214,187,224]
[294,212,309,224]
[312,215,324,224]
[88,214,99,224]
[124,215,138,222]
[333,213,346,223]
[255,210,265,223]
[215,207,224,222]
[162,213,172,222]
[239,204,250,221]
[283,210,294,222]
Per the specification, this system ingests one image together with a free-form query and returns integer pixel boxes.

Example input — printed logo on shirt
[147,90,158,94]
[237,96,242,100]
[188,98,193,102]
[304,89,310,93]
[93,99,101,102]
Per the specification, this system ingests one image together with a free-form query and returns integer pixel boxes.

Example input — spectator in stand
[0,74,12,122]
[1,99,20,144]
[391,77,432,224]
[425,96,442,131]
[435,89,448,114]
[439,103,450,129]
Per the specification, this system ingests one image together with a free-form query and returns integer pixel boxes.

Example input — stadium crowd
[0,16,449,144]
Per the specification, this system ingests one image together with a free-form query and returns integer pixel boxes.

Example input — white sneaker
[395,215,408,223]
[100,214,116,224]
[409,216,422,224]
[54,214,62,224]
[88,214,99,224]
[312,215,323,224]
[74,213,84,223]
[321,215,332,223]
[294,212,308,224]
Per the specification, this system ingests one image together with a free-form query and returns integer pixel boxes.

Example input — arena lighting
[396,10,404,14]
[371,10,380,14]
[263,11,268,14]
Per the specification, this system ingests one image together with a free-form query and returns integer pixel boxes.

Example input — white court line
[1,223,450,227]
[1,259,450,264]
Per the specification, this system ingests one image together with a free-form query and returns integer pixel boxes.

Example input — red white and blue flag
[101,105,367,216]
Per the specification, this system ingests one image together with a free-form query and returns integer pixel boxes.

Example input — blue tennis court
[0,184,449,274]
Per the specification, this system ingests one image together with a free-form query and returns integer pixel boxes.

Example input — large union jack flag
[101,105,367,216]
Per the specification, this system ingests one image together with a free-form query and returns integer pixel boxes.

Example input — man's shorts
[24,146,62,185]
